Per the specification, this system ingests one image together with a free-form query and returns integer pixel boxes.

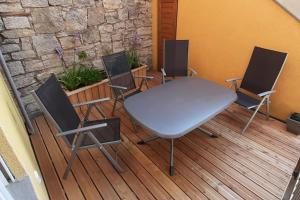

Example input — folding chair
[102,51,153,116]
[32,74,123,179]
[161,40,197,84]
[226,46,288,134]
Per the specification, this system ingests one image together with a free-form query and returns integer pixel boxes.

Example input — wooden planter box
[66,65,147,107]
[287,113,300,135]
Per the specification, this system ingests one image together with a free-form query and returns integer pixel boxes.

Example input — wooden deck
[30,72,300,200]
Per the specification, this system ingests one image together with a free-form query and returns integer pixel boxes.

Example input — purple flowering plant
[127,32,141,69]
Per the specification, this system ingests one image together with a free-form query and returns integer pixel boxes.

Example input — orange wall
[176,0,300,120]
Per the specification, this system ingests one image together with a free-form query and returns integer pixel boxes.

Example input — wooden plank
[79,111,158,200]
[228,105,300,151]
[35,116,85,200]
[88,112,173,200]
[105,146,159,200]
[119,120,210,199]
[77,90,88,111]
[217,111,298,162]
[88,148,138,200]
[108,102,261,200]
[98,84,106,98]
[152,137,244,200]
[32,71,299,200]
[100,103,191,200]
[89,109,192,199]
[186,132,283,199]
[84,88,94,102]
[91,86,100,100]
[68,94,81,114]
[195,132,289,188]
[43,117,105,200]
[204,120,294,175]
[31,120,67,200]
[109,102,236,200]
[110,144,173,200]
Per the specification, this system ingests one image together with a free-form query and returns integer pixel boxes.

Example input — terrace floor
[30,72,300,200]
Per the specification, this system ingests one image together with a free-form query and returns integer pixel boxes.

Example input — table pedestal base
[138,129,218,176]
[197,127,219,138]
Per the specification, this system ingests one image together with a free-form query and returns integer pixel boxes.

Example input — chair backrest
[240,46,287,95]
[164,40,189,76]
[102,51,136,97]
[34,74,80,145]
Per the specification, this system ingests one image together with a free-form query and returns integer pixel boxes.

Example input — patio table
[124,77,237,175]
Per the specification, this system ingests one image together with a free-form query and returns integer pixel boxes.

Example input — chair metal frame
[282,158,300,200]
[226,47,288,134]
[161,40,197,84]
[102,51,153,116]
[32,77,123,179]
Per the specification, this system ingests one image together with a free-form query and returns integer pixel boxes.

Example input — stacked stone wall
[0,0,152,115]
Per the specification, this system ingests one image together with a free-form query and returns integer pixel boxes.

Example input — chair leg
[242,98,266,134]
[145,79,149,89]
[112,98,118,116]
[130,117,138,132]
[265,98,270,120]
[139,79,145,91]
[169,139,174,176]
[63,134,84,179]
[87,133,123,172]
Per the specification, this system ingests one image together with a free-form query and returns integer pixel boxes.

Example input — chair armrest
[188,67,197,76]
[108,85,127,90]
[134,75,154,80]
[226,77,242,82]
[258,90,276,97]
[225,77,242,91]
[73,97,110,108]
[57,123,107,137]
[161,68,167,76]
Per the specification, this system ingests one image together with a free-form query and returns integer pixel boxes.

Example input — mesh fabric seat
[226,46,287,133]
[235,91,261,109]
[161,40,197,84]
[82,118,120,146]
[33,74,123,179]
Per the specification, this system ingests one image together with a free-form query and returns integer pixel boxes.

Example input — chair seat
[75,118,121,147]
[124,89,142,99]
[236,91,261,109]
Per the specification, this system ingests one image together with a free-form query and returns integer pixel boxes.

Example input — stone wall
[0,0,152,115]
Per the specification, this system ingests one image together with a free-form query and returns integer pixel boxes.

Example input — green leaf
[59,65,105,91]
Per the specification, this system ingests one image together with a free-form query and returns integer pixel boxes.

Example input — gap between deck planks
[30,71,300,200]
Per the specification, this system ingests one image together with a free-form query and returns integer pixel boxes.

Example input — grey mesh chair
[161,40,197,84]
[102,51,153,115]
[226,46,288,134]
[32,74,123,179]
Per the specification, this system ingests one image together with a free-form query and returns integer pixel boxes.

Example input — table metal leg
[169,139,174,176]
[197,127,219,138]
[137,136,160,144]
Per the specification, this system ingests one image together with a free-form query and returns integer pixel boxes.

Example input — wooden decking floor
[30,72,300,200]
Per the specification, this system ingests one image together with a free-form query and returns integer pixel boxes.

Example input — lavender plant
[127,32,141,69]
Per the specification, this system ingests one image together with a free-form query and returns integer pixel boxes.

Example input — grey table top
[124,77,237,139]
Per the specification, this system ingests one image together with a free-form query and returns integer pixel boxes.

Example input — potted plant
[287,113,300,135]
[126,32,143,69]
[58,51,106,91]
